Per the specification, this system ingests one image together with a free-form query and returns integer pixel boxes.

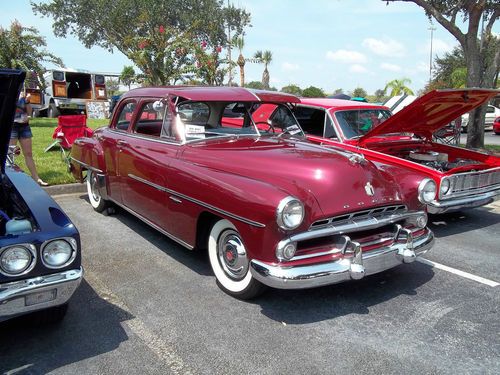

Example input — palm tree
[254,50,273,89]
[384,78,414,96]
[233,36,246,87]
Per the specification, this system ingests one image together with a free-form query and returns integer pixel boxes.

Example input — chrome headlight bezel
[276,196,305,230]
[41,237,78,269]
[439,178,451,197]
[418,178,437,204]
[0,244,37,277]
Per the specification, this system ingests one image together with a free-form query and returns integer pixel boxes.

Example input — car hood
[182,137,404,216]
[358,89,499,145]
[0,69,26,173]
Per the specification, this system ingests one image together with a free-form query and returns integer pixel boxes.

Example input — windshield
[334,109,392,139]
[173,101,304,142]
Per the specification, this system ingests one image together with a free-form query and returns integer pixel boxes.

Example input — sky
[1,1,498,95]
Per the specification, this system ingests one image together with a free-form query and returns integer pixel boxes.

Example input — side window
[294,107,325,136]
[324,114,337,139]
[133,101,164,137]
[115,101,137,131]
[486,106,495,113]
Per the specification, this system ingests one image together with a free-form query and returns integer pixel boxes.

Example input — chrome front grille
[310,205,407,229]
[446,168,500,196]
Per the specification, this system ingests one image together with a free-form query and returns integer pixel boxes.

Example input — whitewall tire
[208,219,266,299]
[86,170,108,212]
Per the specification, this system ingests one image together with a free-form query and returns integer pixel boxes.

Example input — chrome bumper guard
[0,267,83,321]
[428,187,500,214]
[250,228,434,290]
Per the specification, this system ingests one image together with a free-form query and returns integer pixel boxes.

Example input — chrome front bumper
[250,231,434,290]
[0,267,83,322]
[428,188,500,214]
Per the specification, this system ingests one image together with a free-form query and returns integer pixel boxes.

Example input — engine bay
[0,176,35,236]
[406,151,480,172]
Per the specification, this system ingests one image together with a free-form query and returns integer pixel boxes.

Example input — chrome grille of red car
[447,169,500,196]
[310,204,407,229]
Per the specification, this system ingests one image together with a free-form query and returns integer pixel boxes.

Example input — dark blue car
[0,69,82,323]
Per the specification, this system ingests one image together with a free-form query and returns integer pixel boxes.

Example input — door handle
[117,140,128,146]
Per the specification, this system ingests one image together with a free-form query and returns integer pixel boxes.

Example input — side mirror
[152,100,164,112]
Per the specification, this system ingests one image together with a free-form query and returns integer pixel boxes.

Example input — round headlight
[42,239,74,268]
[276,197,304,230]
[440,179,451,195]
[0,245,34,275]
[418,179,437,204]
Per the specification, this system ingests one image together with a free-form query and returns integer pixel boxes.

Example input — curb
[43,183,86,196]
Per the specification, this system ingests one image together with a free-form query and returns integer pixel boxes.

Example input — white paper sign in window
[185,124,206,139]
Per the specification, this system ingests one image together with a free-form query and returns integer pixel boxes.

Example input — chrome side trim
[70,157,103,174]
[108,197,194,250]
[128,174,266,228]
[0,267,83,321]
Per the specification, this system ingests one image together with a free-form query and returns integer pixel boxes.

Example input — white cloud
[380,63,402,72]
[282,62,300,71]
[362,38,406,57]
[416,61,428,73]
[326,49,367,64]
[419,39,455,56]
[349,64,369,74]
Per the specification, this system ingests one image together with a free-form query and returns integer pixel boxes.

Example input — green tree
[374,89,388,102]
[254,50,273,89]
[105,78,120,96]
[432,46,465,87]
[0,20,63,88]
[233,36,246,87]
[351,87,368,98]
[385,0,499,148]
[384,78,414,96]
[120,66,136,90]
[245,81,264,90]
[302,86,326,98]
[33,0,250,85]
[281,84,303,96]
[194,43,227,85]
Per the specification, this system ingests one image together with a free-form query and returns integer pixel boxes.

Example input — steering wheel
[254,121,275,133]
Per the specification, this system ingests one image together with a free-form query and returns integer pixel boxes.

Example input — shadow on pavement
[76,195,435,326]
[429,207,500,238]
[0,279,134,374]
[255,262,434,324]
[78,194,213,277]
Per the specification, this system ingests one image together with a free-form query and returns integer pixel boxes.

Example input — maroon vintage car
[69,86,434,299]
[297,89,500,214]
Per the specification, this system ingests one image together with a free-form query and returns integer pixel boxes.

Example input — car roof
[300,98,388,110]
[121,86,300,103]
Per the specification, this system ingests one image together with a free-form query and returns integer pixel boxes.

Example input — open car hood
[0,69,26,173]
[358,89,499,145]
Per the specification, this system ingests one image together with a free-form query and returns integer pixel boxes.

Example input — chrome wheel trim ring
[217,229,249,281]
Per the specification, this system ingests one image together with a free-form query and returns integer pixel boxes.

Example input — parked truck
[26,69,108,117]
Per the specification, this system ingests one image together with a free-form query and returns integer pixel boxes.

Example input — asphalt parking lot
[1,193,499,375]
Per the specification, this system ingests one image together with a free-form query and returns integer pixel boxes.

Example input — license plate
[25,289,57,306]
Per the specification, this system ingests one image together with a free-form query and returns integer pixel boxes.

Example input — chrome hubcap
[217,230,249,280]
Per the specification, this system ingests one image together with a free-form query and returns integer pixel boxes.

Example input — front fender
[168,160,323,262]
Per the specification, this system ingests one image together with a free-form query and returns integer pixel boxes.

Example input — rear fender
[70,138,106,184]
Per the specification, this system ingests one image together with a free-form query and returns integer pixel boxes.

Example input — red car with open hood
[297,89,500,214]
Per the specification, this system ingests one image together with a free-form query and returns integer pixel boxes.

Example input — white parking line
[417,258,500,287]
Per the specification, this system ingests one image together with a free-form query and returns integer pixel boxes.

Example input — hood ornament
[349,154,366,165]
[364,182,375,196]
